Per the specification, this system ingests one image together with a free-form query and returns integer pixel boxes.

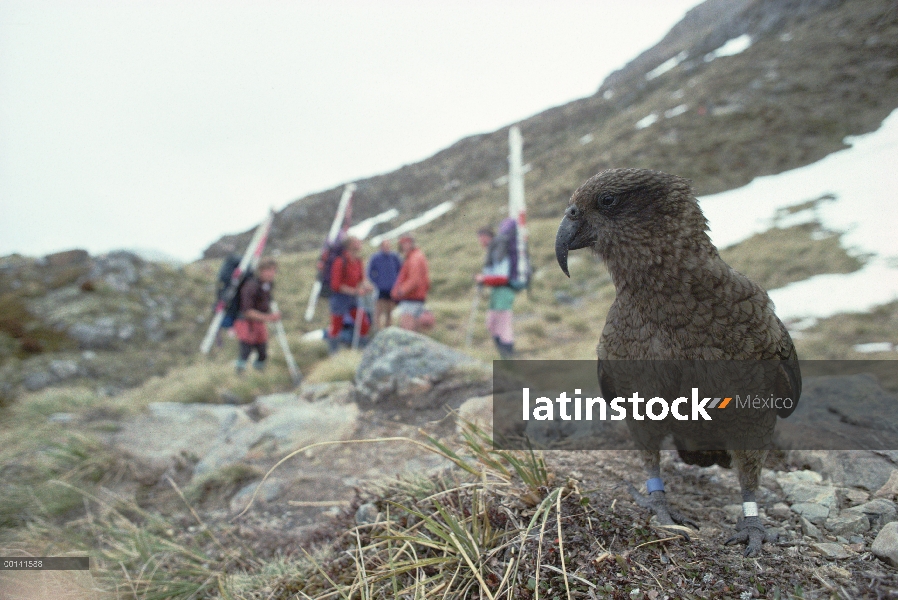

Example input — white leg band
[743,501,759,517]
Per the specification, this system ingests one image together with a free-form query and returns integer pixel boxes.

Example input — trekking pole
[463,284,483,348]
[270,302,302,386]
[351,292,367,350]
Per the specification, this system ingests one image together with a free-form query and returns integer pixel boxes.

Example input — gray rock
[778,374,898,452]
[254,393,302,415]
[787,452,897,492]
[839,488,870,506]
[874,470,898,500]
[49,360,79,380]
[793,503,830,525]
[785,484,837,509]
[871,522,898,567]
[23,371,55,391]
[47,412,76,424]
[768,502,791,519]
[811,542,851,559]
[355,327,480,405]
[355,502,379,525]
[44,249,90,267]
[117,323,136,341]
[723,503,743,522]
[825,511,870,536]
[194,400,357,475]
[110,402,247,474]
[843,499,897,531]
[801,516,821,539]
[144,315,164,343]
[70,317,118,349]
[229,478,284,513]
[777,470,823,485]
[91,251,141,292]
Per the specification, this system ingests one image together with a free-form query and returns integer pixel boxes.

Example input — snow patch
[301,329,325,342]
[853,342,895,353]
[664,104,689,119]
[603,89,614,100]
[699,107,898,321]
[646,51,688,80]
[346,208,400,240]
[769,263,898,322]
[369,201,454,246]
[635,113,658,130]
[579,133,594,145]
[704,34,752,62]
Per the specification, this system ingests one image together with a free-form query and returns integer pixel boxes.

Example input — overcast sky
[0,0,703,262]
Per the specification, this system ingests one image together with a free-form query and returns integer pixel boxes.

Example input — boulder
[788,451,898,492]
[110,395,358,478]
[825,512,870,536]
[842,498,898,531]
[872,522,898,567]
[69,317,119,349]
[111,402,252,475]
[90,251,142,292]
[44,249,90,267]
[776,470,838,523]
[229,478,285,513]
[791,502,830,524]
[874,470,898,500]
[355,328,483,408]
[456,395,493,435]
[23,371,55,391]
[49,360,79,380]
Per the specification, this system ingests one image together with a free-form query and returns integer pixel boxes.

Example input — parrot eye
[599,194,618,208]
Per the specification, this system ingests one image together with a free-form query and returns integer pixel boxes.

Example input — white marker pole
[508,126,529,288]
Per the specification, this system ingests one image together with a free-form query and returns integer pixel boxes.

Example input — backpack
[317,239,346,299]
[495,218,532,291]
[216,254,251,327]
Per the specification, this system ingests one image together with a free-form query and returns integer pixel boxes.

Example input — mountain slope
[205,0,898,257]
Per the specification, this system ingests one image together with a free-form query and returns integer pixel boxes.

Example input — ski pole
[271,302,302,386]
[351,290,373,350]
[463,284,483,348]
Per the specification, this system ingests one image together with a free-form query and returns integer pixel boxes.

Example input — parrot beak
[555,206,596,277]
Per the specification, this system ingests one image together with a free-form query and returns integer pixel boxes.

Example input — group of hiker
[322,234,432,354]
[220,220,526,374]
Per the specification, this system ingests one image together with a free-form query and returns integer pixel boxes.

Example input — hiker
[367,239,402,330]
[233,257,281,373]
[476,225,519,358]
[328,236,373,353]
[391,235,432,332]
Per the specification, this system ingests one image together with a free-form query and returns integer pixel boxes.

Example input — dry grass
[304,350,363,384]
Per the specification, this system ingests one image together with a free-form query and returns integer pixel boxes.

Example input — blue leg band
[646,477,665,493]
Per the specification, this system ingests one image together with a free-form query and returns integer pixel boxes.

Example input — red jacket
[330,255,365,292]
[391,247,430,301]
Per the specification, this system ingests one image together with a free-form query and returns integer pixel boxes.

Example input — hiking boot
[497,341,515,359]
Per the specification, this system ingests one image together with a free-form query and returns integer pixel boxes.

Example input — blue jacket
[367,251,402,293]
